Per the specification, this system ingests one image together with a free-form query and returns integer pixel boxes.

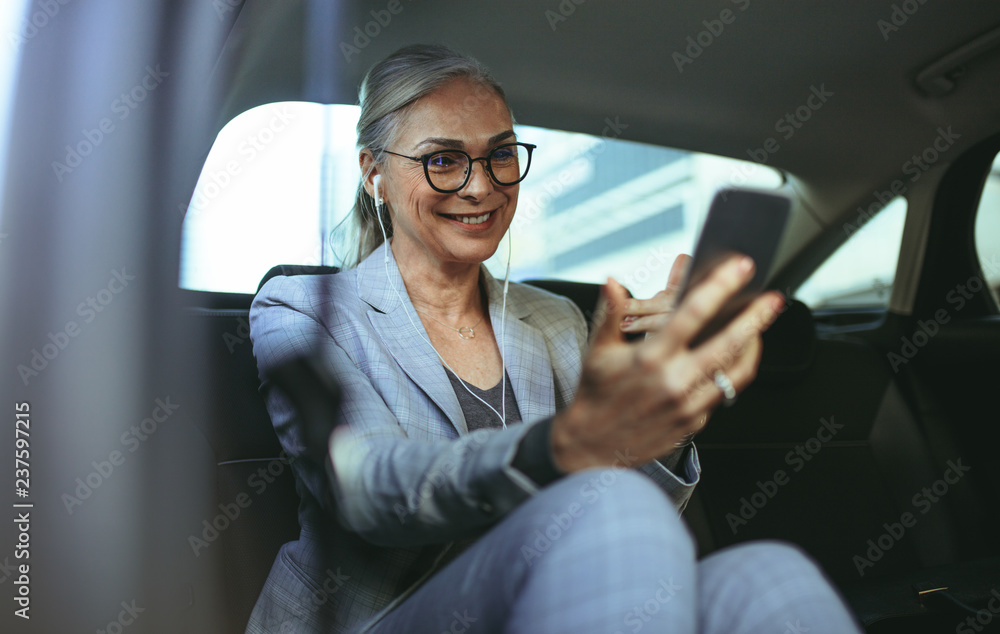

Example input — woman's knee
[519,468,694,557]
[701,539,834,598]
[536,468,681,520]
[715,540,822,578]
[698,541,860,634]
[506,469,698,631]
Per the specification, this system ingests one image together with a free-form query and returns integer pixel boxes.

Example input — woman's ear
[360,150,380,201]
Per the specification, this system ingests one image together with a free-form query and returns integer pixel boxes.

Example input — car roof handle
[916,23,1000,96]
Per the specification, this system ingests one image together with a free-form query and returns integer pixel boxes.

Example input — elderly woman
[247,45,861,634]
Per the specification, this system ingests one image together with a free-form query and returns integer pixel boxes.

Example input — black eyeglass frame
[382,142,537,193]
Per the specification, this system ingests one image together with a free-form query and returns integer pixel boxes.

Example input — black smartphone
[677,188,791,346]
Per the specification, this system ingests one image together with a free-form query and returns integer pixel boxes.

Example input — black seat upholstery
[257,264,340,293]
[690,304,944,580]
[686,301,996,628]
[521,279,605,333]
[181,292,301,633]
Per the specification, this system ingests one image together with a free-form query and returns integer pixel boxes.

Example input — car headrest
[257,264,340,293]
[757,298,817,383]
[520,279,606,334]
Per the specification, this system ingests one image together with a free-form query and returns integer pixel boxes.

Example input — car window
[797,197,907,310]
[0,0,28,217]
[180,102,783,296]
[180,102,336,293]
[974,152,1000,306]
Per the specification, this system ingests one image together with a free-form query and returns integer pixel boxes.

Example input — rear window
[973,152,1000,307]
[179,103,783,297]
[797,197,908,310]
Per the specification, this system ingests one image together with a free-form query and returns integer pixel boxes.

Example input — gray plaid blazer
[245,243,700,633]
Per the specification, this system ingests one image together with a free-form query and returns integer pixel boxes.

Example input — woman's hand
[551,254,784,473]
[619,254,690,336]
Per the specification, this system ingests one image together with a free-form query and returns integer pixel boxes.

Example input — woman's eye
[492,148,515,161]
[428,152,462,169]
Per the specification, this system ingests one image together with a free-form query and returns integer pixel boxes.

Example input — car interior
[1,1,998,632]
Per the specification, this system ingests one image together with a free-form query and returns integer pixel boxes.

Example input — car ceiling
[217,0,1000,226]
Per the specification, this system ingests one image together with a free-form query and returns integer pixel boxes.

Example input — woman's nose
[459,159,494,198]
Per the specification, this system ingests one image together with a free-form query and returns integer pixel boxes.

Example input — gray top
[444,368,522,431]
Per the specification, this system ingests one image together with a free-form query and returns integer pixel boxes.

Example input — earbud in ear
[372,174,390,263]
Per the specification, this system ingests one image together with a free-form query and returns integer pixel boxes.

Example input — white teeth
[459,212,491,225]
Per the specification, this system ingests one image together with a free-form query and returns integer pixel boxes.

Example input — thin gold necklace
[414,307,483,340]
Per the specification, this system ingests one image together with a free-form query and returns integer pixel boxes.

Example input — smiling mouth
[440,210,495,225]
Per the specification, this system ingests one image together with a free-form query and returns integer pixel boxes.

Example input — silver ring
[713,370,737,406]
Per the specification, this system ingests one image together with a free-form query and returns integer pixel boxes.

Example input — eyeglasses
[383,142,536,193]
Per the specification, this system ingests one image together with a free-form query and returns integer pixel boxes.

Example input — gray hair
[339,44,514,268]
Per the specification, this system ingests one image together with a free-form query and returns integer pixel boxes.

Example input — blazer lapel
[482,269,557,422]
[357,244,467,435]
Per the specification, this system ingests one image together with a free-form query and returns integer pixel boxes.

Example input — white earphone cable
[500,229,511,425]
[373,192,509,429]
